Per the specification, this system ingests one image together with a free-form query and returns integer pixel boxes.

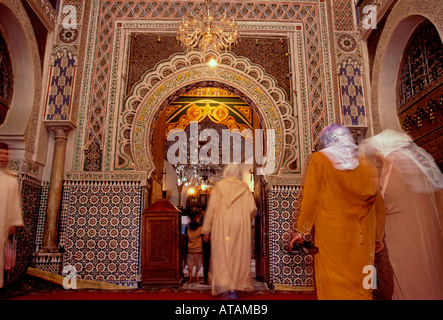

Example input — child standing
[186,212,204,284]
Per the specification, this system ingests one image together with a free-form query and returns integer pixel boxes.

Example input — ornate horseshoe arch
[117,50,298,178]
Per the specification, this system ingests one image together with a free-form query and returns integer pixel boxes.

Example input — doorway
[151,86,269,286]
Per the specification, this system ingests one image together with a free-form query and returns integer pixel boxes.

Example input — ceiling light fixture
[176,0,239,55]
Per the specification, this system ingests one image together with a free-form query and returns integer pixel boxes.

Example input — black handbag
[292,240,319,255]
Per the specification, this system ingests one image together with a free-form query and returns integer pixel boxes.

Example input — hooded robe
[366,130,443,299]
[0,168,24,288]
[202,165,257,295]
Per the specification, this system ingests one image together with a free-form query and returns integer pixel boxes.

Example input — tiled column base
[32,253,64,275]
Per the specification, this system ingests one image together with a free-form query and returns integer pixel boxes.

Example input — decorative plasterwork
[0,0,43,154]
[103,18,333,185]
[121,49,293,178]
[64,171,148,185]
[337,54,367,127]
[25,0,57,30]
[44,47,78,121]
[72,1,336,179]
[7,159,43,180]
[164,98,253,138]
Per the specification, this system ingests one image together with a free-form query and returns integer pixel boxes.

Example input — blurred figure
[365,129,443,300]
[186,211,203,284]
[0,142,24,288]
[202,164,257,300]
[290,123,385,300]
[200,209,211,285]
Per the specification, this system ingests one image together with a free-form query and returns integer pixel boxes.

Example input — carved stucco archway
[370,0,443,133]
[0,1,42,154]
[119,51,298,179]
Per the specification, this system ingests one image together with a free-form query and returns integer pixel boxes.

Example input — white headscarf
[367,129,443,188]
[318,123,360,170]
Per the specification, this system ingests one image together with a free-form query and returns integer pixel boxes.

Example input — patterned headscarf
[367,129,442,188]
[318,123,359,170]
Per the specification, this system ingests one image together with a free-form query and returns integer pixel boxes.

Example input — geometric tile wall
[45,51,76,121]
[33,180,319,289]
[268,185,315,288]
[35,183,49,252]
[11,178,42,279]
[61,181,144,287]
[339,58,367,126]
[333,0,355,31]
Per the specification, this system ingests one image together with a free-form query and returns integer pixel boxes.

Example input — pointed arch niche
[370,0,443,133]
[84,20,319,188]
[119,46,301,287]
[0,2,41,154]
[117,50,300,181]
[117,45,302,286]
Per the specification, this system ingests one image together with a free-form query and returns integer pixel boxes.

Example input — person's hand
[375,241,384,253]
[289,233,303,250]
[203,234,211,243]
[8,226,16,236]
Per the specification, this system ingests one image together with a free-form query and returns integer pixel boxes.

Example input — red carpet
[7,289,317,300]
[0,271,317,301]
[5,289,319,320]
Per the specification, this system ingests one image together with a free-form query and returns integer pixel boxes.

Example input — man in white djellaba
[202,164,257,300]
[0,142,24,288]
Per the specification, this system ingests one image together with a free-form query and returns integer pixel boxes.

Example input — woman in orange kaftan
[290,124,385,300]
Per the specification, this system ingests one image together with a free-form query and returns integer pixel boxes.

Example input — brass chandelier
[176,0,239,54]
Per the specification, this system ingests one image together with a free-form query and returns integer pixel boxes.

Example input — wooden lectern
[141,199,181,286]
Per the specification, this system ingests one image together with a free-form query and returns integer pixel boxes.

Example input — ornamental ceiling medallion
[186,103,205,121]
[212,104,229,122]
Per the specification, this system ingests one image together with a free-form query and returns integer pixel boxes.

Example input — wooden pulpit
[142,199,181,286]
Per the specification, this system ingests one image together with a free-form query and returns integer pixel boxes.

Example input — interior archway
[370,0,443,134]
[0,3,37,147]
[0,28,13,125]
[122,50,295,178]
[161,87,257,206]
[396,21,443,169]
[372,12,443,170]
[375,15,428,131]
[150,84,269,284]
[124,50,296,286]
